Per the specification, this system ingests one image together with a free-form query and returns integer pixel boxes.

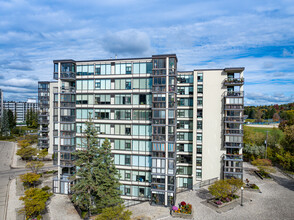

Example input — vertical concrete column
[164,57,169,206]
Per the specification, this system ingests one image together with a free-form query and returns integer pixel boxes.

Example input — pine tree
[71,118,122,217]
[1,109,10,136]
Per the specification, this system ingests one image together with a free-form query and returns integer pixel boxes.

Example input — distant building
[3,99,38,124]
[39,54,244,206]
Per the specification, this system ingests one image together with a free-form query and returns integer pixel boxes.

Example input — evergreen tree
[7,109,16,130]
[1,109,10,136]
[71,118,122,217]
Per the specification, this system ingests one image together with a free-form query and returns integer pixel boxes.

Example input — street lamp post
[265,131,268,159]
[241,186,244,206]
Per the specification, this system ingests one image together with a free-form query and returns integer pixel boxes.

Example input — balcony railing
[38,119,49,124]
[60,72,76,79]
[224,129,243,135]
[224,154,243,161]
[60,86,76,93]
[224,78,244,86]
[224,105,244,110]
[224,143,243,148]
[224,91,244,97]
[60,116,76,122]
[224,117,244,123]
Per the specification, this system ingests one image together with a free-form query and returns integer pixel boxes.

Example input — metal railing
[224,91,244,97]
[224,78,244,85]
[193,177,218,190]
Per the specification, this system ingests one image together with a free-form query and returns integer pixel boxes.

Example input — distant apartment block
[39,54,244,206]
[3,98,39,124]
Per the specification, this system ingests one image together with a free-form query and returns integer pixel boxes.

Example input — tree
[26,161,44,174]
[273,113,280,122]
[226,178,244,195]
[19,187,52,220]
[20,173,40,187]
[16,146,38,160]
[95,205,132,220]
[7,109,16,130]
[280,125,294,155]
[71,118,122,217]
[0,109,10,136]
[255,109,263,122]
[208,180,231,199]
[38,149,48,160]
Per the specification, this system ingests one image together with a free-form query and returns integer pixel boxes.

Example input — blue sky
[0,0,294,105]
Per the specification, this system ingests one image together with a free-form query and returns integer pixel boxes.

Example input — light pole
[241,187,244,206]
[265,131,268,159]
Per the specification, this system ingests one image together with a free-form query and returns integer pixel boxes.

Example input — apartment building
[0,89,3,118]
[3,99,39,124]
[39,54,244,206]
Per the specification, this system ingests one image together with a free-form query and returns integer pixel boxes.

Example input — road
[0,141,14,220]
[0,141,55,220]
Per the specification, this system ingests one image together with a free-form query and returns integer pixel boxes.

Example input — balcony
[224,91,244,97]
[224,105,244,110]
[60,86,75,94]
[224,154,243,161]
[224,117,244,123]
[224,143,243,149]
[224,129,243,135]
[38,136,49,141]
[224,78,244,86]
[60,72,76,80]
[38,143,49,148]
[38,119,49,124]
[60,116,75,122]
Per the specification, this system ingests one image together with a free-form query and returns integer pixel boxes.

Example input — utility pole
[265,131,268,159]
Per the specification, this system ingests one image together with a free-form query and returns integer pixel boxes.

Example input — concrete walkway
[128,162,294,220]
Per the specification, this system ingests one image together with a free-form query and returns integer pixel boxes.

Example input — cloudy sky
[0,0,293,105]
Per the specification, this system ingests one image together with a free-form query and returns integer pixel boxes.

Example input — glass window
[197,85,203,93]
[197,73,203,82]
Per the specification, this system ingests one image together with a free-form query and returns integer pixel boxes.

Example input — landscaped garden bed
[171,201,193,219]
[208,195,240,208]
[207,178,244,208]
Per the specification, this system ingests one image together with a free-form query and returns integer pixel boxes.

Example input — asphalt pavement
[0,141,14,220]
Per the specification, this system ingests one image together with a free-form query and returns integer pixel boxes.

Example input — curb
[4,178,12,220]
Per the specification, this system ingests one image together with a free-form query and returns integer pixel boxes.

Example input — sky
[0,0,294,106]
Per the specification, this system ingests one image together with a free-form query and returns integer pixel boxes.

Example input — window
[177,166,192,175]
[197,133,202,143]
[114,140,132,150]
[94,109,110,119]
[115,79,132,90]
[197,145,202,154]
[132,125,151,136]
[95,79,111,90]
[133,78,152,89]
[178,86,193,95]
[126,66,132,74]
[133,110,152,120]
[177,121,193,130]
[178,98,193,106]
[177,132,193,141]
[196,169,202,178]
[133,140,151,152]
[133,94,151,105]
[94,94,111,104]
[114,94,131,105]
[177,75,193,83]
[177,144,192,152]
[197,121,202,130]
[197,85,203,93]
[115,124,131,135]
[54,63,58,72]
[197,73,203,82]
[197,97,203,106]
[196,157,202,166]
[197,109,203,119]
[114,110,131,120]
[177,109,193,118]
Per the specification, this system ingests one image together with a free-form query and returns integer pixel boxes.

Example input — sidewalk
[6,178,24,220]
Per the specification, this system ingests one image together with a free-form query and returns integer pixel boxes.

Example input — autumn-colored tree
[273,113,280,122]
[26,161,44,174]
[19,187,52,220]
[208,180,231,199]
[37,149,48,160]
[95,205,132,220]
[16,146,37,160]
[20,173,40,187]
[226,178,244,195]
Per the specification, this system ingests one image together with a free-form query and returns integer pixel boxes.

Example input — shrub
[95,205,132,220]
[20,173,40,187]
[251,158,272,167]
[251,184,259,189]
[16,146,37,160]
[19,187,53,220]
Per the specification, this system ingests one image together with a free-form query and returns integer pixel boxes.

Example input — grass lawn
[244,125,283,136]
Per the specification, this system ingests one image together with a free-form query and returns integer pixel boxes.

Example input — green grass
[244,125,283,136]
